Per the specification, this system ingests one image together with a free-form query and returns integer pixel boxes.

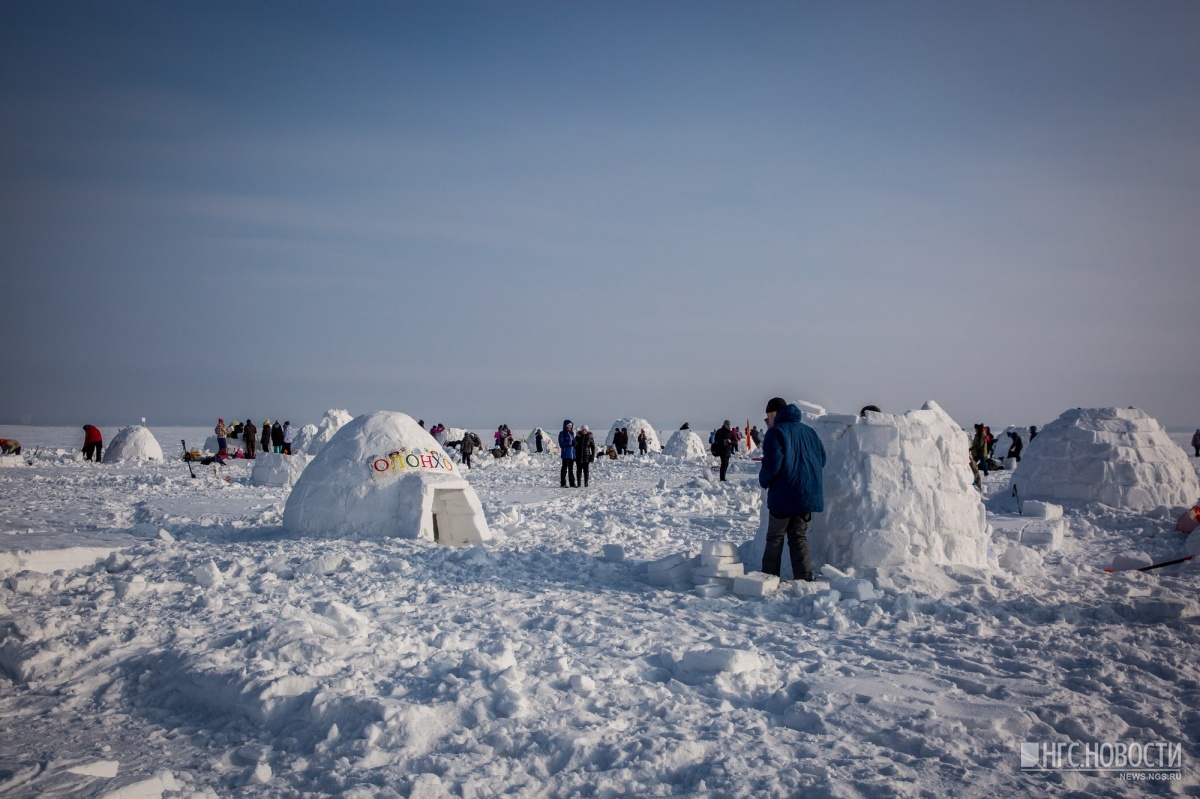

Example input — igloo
[605,418,661,452]
[292,409,353,456]
[1010,407,1198,511]
[283,411,492,545]
[741,401,988,578]
[103,425,164,462]
[526,427,558,455]
[664,429,708,460]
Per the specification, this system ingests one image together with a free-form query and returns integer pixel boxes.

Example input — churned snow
[0,418,1198,798]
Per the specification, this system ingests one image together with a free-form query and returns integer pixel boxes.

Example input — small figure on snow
[638,429,648,455]
[713,420,736,481]
[558,420,577,487]
[214,418,228,457]
[1007,431,1024,463]
[0,438,21,455]
[460,428,475,469]
[282,421,293,455]
[1192,429,1200,458]
[261,419,272,455]
[82,424,103,462]
[271,421,284,453]
[576,425,596,487]
[243,419,257,459]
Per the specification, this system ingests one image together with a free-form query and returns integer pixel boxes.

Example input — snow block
[1023,501,1063,519]
[693,562,744,579]
[602,544,626,563]
[675,647,761,683]
[647,552,690,574]
[701,540,738,559]
[733,572,779,597]
[0,456,23,468]
[251,453,314,488]
[694,583,729,598]
[829,577,877,601]
[1019,519,1064,549]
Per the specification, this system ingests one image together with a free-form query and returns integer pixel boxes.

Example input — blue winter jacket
[558,421,576,460]
[758,404,826,515]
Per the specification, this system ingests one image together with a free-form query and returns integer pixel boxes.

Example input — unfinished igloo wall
[605,418,661,452]
[664,429,708,460]
[292,409,353,456]
[103,426,164,462]
[1011,407,1198,510]
[283,411,491,545]
[741,401,988,578]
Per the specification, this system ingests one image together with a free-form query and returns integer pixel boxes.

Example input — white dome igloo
[741,401,988,578]
[283,411,492,545]
[1011,407,1198,511]
[292,409,353,456]
[103,425,164,462]
[605,418,661,452]
[664,429,708,460]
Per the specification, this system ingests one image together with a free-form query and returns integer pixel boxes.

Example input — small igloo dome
[605,418,661,452]
[1011,407,1198,510]
[103,425,164,462]
[283,411,492,545]
[741,401,988,578]
[664,429,708,460]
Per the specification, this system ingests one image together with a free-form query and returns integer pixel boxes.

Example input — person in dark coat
[460,428,475,468]
[535,428,544,453]
[575,425,596,487]
[271,421,284,453]
[1006,431,1023,462]
[82,425,104,462]
[261,420,272,454]
[558,420,577,487]
[714,420,736,481]
[243,419,257,459]
[758,398,827,582]
[750,426,762,447]
[637,429,648,455]
[1191,429,1200,458]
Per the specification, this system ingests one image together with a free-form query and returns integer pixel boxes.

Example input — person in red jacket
[82,425,103,462]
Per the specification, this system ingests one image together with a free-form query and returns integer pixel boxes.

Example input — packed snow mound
[292,409,353,456]
[664,429,708,460]
[526,427,558,455]
[1011,407,1198,510]
[103,425,163,462]
[251,453,313,487]
[741,401,988,578]
[605,418,661,452]
[283,411,492,544]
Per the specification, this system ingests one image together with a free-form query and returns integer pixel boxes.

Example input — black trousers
[719,453,730,481]
[762,512,813,581]
[84,442,102,462]
[576,458,589,486]
[246,439,256,458]
[560,459,576,487]
[463,451,472,469]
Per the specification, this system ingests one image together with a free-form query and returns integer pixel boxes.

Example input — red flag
[746,419,751,450]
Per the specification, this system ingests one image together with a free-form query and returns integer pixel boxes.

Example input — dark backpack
[711,434,722,457]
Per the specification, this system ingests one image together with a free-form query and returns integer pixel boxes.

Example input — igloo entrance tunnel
[283,411,492,545]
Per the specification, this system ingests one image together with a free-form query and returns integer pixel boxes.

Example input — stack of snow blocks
[646,552,694,590]
[693,541,780,598]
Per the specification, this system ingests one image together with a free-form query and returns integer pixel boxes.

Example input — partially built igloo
[605,418,662,452]
[283,411,492,545]
[741,401,988,578]
[664,429,708,460]
[526,427,558,455]
[103,425,164,462]
[1011,407,1198,511]
[292,409,353,456]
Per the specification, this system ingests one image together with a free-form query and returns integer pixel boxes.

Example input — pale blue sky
[2,1,1198,430]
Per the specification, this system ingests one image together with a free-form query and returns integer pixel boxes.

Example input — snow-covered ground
[1,425,1199,798]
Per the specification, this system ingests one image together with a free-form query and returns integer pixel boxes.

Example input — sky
[2,0,1198,432]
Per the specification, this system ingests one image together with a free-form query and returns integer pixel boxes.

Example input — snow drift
[742,401,988,578]
[103,425,163,462]
[1011,407,1198,510]
[283,411,492,545]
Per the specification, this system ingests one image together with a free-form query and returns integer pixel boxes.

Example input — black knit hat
[765,397,787,414]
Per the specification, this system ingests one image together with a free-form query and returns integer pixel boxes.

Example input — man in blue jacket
[558,420,577,488]
[758,397,827,581]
